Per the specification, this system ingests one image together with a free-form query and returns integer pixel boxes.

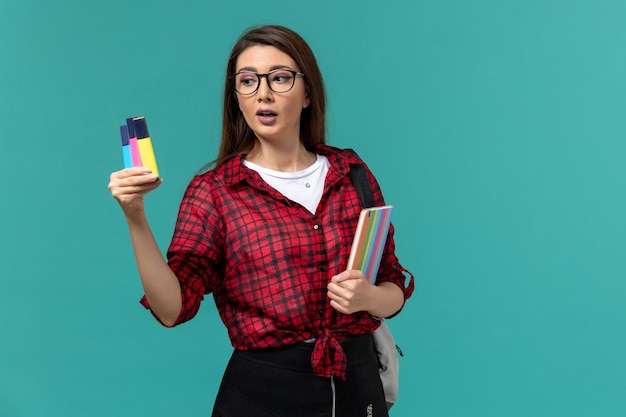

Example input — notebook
[347,205,394,284]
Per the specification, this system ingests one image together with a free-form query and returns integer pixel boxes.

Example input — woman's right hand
[108,168,162,218]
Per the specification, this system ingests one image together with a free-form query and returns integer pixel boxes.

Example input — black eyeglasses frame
[231,69,305,95]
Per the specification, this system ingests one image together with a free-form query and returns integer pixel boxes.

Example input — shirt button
[318,310,324,316]
[313,224,320,230]
[318,265,326,272]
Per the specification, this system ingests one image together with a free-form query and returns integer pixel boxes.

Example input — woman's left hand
[327,270,375,315]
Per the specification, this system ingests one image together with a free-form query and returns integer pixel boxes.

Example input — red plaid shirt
[141,145,414,379]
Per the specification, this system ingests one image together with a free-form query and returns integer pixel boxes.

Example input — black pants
[212,334,388,417]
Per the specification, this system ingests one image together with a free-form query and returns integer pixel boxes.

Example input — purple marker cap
[120,124,129,146]
[132,116,150,139]
[126,117,137,138]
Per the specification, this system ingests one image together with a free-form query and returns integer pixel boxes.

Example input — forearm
[367,282,405,319]
[126,213,182,327]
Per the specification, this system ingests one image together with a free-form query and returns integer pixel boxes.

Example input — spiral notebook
[347,205,394,284]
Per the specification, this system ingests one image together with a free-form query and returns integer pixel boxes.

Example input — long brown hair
[211,25,326,168]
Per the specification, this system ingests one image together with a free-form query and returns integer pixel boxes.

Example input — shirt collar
[219,145,362,187]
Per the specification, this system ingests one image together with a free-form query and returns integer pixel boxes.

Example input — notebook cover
[347,205,394,284]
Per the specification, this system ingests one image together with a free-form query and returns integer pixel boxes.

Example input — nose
[256,74,273,101]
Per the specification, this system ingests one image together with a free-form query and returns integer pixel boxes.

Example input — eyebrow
[236,65,296,73]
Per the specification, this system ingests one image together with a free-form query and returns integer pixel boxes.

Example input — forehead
[235,45,298,72]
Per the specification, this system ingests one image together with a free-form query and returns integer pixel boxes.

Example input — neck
[246,141,316,172]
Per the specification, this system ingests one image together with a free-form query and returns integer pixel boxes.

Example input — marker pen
[126,117,143,168]
[132,116,159,177]
[119,124,133,168]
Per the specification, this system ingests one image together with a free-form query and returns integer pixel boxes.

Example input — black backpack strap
[346,148,375,208]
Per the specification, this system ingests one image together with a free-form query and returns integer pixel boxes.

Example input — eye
[237,73,258,86]
[270,71,294,84]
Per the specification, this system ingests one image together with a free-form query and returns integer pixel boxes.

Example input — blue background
[1,0,625,416]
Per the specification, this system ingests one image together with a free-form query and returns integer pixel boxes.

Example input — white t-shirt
[243,154,330,214]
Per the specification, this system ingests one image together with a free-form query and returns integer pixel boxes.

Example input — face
[234,45,310,145]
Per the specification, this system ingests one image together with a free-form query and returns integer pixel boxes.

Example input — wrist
[367,282,404,318]
[366,284,384,317]
[125,210,148,228]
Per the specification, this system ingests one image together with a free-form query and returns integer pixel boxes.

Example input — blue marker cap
[120,124,129,146]
[126,117,137,138]
[132,116,150,139]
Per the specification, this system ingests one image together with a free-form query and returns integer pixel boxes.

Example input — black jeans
[212,334,388,417]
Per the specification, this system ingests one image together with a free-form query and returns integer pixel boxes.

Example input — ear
[303,95,310,109]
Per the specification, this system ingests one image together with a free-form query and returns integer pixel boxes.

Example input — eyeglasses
[232,69,305,95]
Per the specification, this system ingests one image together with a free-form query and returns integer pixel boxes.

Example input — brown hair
[211,25,326,167]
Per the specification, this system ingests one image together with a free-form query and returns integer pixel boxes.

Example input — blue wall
[1,0,625,416]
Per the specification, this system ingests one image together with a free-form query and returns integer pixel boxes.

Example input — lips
[256,108,277,117]
[256,108,278,124]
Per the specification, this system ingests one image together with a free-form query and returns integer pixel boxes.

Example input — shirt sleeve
[140,175,225,326]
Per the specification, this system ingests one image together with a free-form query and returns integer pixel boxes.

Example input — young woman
[108,25,414,417]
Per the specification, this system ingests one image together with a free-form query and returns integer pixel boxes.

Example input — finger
[110,167,159,184]
[328,284,357,307]
[110,178,162,199]
[109,173,159,191]
[110,167,151,180]
[327,291,348,308]
[332,269,366,283]
[331,271,351,283]
[329,299,348,314]
[327,282,349,298]
[112,184,157,197]
[330,299,356,315]
[130,176,162,189]
[124,173,159,186]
